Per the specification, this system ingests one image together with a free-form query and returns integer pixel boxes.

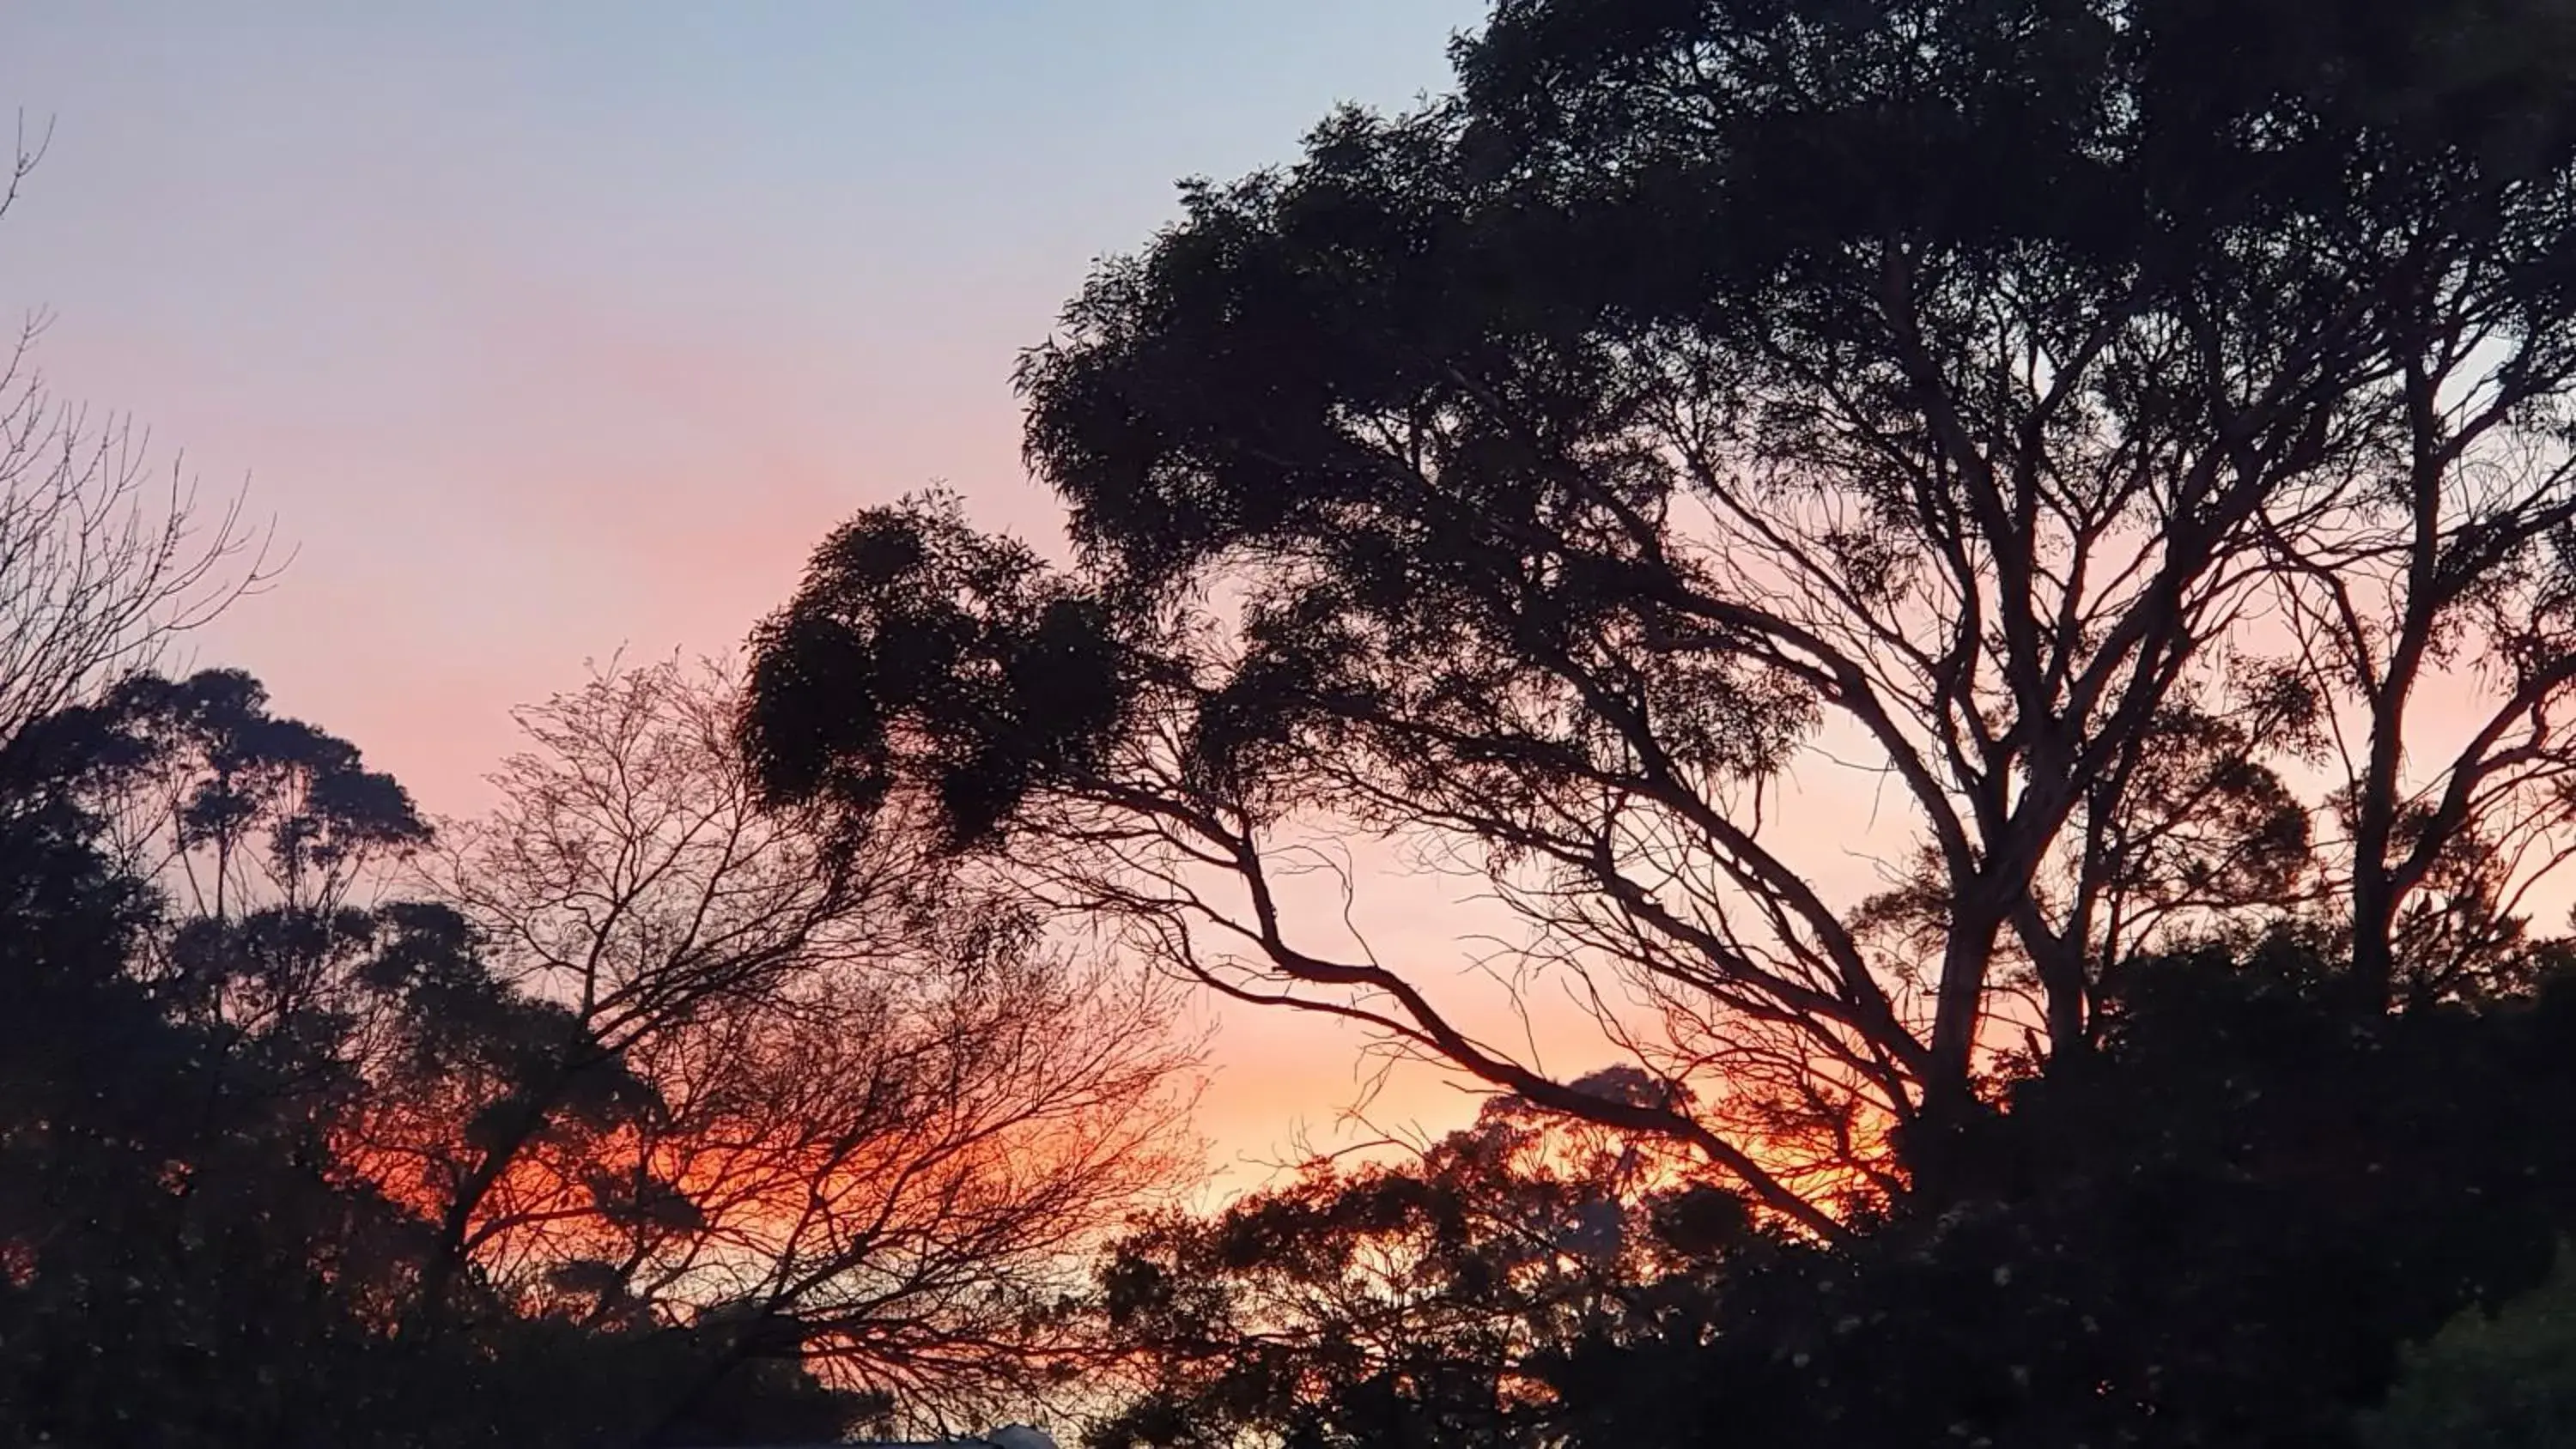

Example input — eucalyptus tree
[746,0,2576,1226]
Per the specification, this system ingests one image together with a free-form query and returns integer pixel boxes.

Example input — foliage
[408,658,1203,1417]
[1606,942,2576,1448]
[0,664,1198,1446]
[1083,943,2576,1449]
[1090,1068,1745,1449]
[2359,1242,2576,1448]
[744,0,2576,1232]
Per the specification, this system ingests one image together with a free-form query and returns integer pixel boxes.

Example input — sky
[0,2,1510,1180]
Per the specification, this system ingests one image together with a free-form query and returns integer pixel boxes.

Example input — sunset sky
[0,3,1518,1180]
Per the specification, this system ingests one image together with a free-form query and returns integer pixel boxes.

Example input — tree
[410,658,1203,1428]
[742,0,2576,1227]
[0,665,1113,1446]
[1087,943,2576,1449]
[0,673,518,1447]
[84,669,425,918]
[1550,939,2576,1448]
[1087,1069,1753,1449]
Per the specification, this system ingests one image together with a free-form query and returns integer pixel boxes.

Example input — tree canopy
[0,662,1201,1446]
[744,0,2576,1229]
[1081,943,2576,1448]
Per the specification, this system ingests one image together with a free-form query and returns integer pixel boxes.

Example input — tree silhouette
[0,664,1200,1445]
[744,0,2576,1227]
[1087,1070,1747,1449]
[1090,942,2576,1448]
[410,657,1202,1428]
